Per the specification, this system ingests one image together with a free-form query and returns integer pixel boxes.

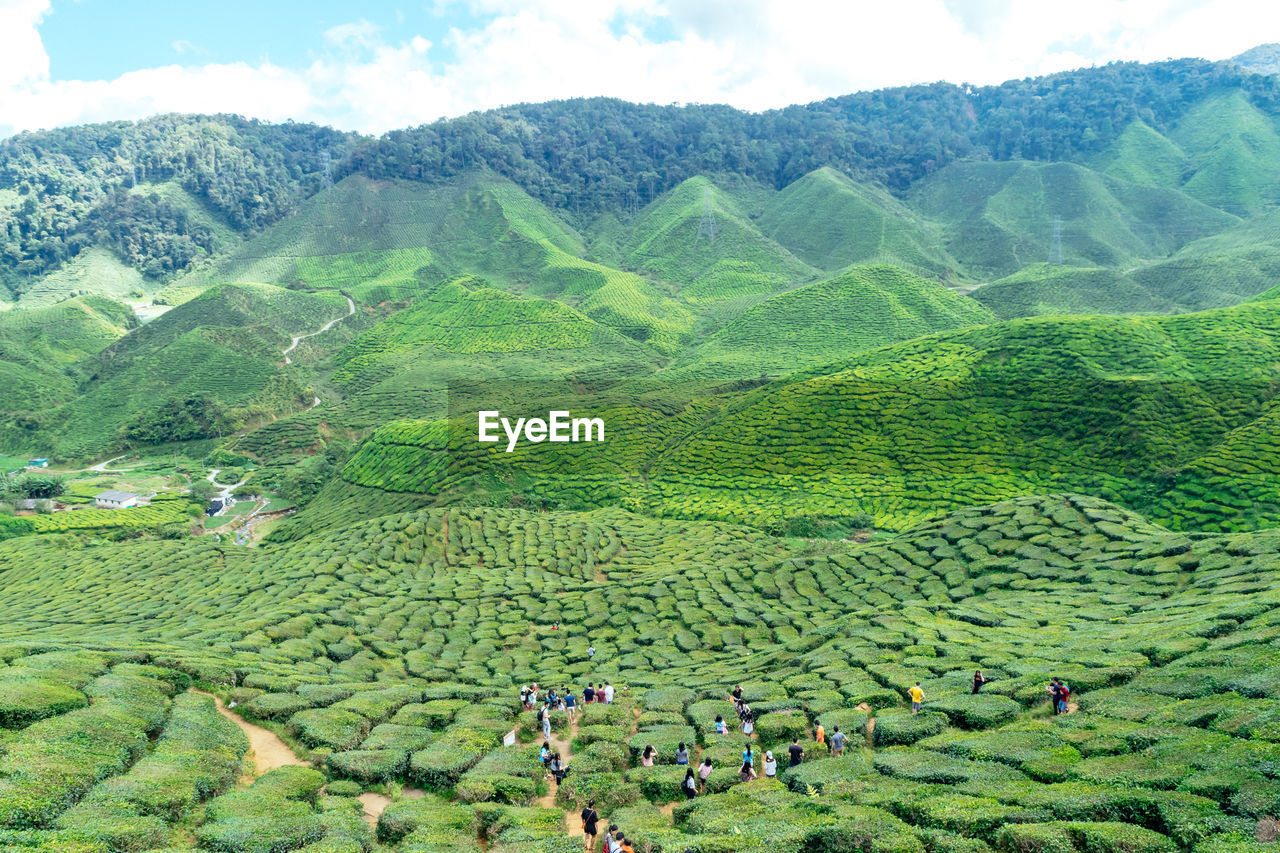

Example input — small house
[27,459,48,468]
[95,490,143,509]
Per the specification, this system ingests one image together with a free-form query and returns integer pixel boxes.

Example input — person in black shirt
[581,797,599,852]
[973,670,987,694]
[584,683,595,703]
[788,737,804,767]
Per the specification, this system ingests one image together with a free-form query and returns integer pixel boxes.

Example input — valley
[1,49,1280,853]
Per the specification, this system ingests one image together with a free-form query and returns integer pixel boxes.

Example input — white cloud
[1,0,1279,138]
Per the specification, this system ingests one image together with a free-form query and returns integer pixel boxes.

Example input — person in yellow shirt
[909,682,924,714]
[815,720,825,749]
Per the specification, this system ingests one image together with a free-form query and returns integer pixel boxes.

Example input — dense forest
[345,58,1280,215]
[0,116,358,290]
[2,56,1279,293]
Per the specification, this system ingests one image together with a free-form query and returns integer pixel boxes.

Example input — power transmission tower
[320,151,333,190]
[1048,216,1063,265]
[696,187,717,243]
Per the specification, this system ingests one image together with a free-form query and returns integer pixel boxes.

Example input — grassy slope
[906,160,1237,278]
[0,295,137,413]
[670,264,994,380]
[0,495,1276,851]
[757,167,958,277]
[971,264,1178,319]
[619,175,820,300]
[645,301,1280,531]
[163,173,694,354]
[13,284,349,459]
[1090,120,1189,188]
[13,249,149,310]
[1173,91,1280,216]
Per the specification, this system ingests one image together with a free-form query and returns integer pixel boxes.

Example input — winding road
[283,294,356,365]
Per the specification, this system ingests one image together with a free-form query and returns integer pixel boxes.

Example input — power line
[696,187,717,243]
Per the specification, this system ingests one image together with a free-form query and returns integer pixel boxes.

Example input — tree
[14,472,66,499]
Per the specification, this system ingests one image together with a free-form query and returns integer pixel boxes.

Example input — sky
[1,0,1278,139]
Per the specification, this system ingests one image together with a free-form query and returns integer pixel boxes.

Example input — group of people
[581,802,644,853]
[1048,677,1072,714]
[524,680,617,737]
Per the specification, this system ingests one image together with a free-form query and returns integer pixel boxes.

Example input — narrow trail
[357,793,392,828]
[86,454,131,473]
[530,706,589,839]
[191,689,305,783]
[283,294,355,364]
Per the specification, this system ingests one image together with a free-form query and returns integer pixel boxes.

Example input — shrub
[996,821,1178,853]
[928,694,1022,729]
[288,709,371,751]
[409,727,501,788]
[756,710,810,747]
[326,749,407,783]
[244,692,310,722]
[874,710,949,746]
[324,780,363,797]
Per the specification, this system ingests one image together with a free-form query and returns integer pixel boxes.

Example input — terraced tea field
[0,495,1278,852]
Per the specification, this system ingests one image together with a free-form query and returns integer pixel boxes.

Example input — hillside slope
[671,265,994,379]
[758,167,958,277]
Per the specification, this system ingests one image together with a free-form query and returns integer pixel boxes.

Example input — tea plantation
[0,495,1277,851]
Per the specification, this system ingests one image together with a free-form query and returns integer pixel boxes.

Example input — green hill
[1090,121,1188,188]
[163,173,694,353]
[1,284,350,459]
[757,167,958,276]
[1172,91,1280,216]
[0,295,137,415]
[907,161,1237,278]
[12,249,149,310]
[619,176,820,300]
[971,264,1178,319]
[672,265,994,379]
[645,302,1280,532]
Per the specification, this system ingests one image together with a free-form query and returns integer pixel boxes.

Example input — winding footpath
[283,294,356,365]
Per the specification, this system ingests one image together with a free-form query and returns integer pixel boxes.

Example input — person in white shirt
[763,750,777,778]
[603,682,615,704]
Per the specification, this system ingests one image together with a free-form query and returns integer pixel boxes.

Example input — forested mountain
[0,115,358,292]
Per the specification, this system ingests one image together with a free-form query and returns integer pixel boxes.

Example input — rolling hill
[757,167,958,277]
[618,176,820,301]
[670,265,994,379]
[906,160,1237,278]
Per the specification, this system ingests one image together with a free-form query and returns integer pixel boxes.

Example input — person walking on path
[539,705,551,739]
[581,798,599,852]
[641,744,655,767]
[763,750,777,779]
[731,685,744,709]
[566,688,577,722]
[603,682,615,704]
[815,720,825,749]
[1057,679,1071,714]
[742,742,756,768]
[698,757,713,792]
[909,682,924,714]
[584,683,595,704]
[1048,679,1062,715]
[588,645,595,661]
[741,707,754,735]
[675,742,690,765]
[973,671,987,694]
[739,759,757,782]
[682,768,698,799]
[520,684,530,709]
[715,714,728,735]
[540,740,552,770]
[830,727,847,756]
[788,737,803,768]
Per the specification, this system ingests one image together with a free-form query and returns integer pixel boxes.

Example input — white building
[95,490,146,509]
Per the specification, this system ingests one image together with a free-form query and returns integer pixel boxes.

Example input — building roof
[95,490,140,501]
[14,499,38,510]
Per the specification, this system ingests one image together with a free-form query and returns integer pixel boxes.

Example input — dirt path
[283,294,355,364]
[192,689,306,782]
[357,792,392,828]
[532,709,587,840]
